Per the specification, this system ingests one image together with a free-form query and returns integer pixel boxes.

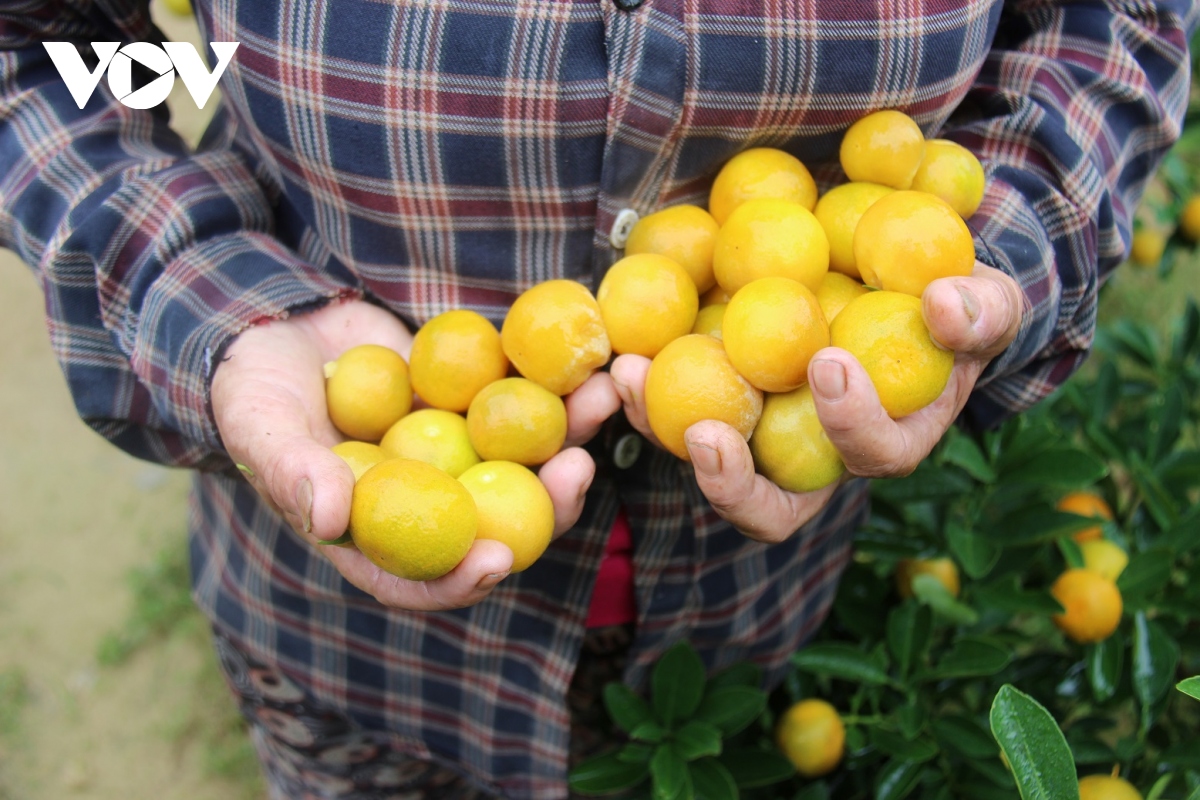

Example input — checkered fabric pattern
[2,1,1195,796]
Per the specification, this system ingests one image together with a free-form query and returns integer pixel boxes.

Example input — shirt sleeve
[943,0,1198,431]
[0,3,357,470]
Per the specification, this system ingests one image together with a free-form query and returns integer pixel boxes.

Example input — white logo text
[43,41,239,110]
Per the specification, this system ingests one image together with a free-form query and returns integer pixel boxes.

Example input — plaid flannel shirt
[1,1,1194,796]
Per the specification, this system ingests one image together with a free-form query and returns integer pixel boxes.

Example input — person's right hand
[210,298,620,611]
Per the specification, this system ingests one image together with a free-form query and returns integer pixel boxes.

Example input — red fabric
[586,510,637,628]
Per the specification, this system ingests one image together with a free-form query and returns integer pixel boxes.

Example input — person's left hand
[609,262,1023,543]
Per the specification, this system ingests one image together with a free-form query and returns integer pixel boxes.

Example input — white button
[613,432,643,469]
[609,208,640,249]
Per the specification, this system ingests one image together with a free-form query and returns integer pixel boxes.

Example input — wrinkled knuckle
[706,496,740,517]
[847,455,913,479]
[416,581,456,611]
[880,456,919,478]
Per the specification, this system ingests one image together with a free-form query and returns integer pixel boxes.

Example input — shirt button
[613,432,643,469]
[613,0,644,9]
[609,208,640,249]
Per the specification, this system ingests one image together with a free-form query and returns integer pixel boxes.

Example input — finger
[323,538,514,610]
[212,336,353,540]
[538,446,596,536]
[684,420,838,544]
[294,297,416,361]
[224,403,356,541]
[609,354,662,447]
[809,348,967,478]
[564,371,621,448]
[923,263,1023,361]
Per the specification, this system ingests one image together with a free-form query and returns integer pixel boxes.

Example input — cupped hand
[210,298,621,610]
[610,262,1024,543]
[809,263,1023,477]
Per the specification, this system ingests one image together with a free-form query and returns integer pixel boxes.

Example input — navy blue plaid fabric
[2,1,1195,796]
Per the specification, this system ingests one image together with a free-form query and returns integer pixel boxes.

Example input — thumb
[922,264,1023,361]
[218,391,355,542]
[253,433,356,541]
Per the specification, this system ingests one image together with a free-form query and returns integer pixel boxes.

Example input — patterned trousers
[212,624,635,800]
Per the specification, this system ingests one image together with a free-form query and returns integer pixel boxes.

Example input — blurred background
[1,4,1199,799]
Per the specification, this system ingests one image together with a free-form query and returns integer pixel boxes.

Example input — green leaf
[995,418,1057,472]
[619,743,656,764]
[1162,740,1200,769]
[874,759,924,800]
[1128,452,1180,530]
[790,643,894,686]
[898,699,926,740]
[316,531,354,546]
[943,431,997,483]
[932,715,999,760]
[1091,360,1119,422]
[717,748,795,789]
[1057,537,1084,570]
[987,507,1105,545]
[1087,638,1124,704]
[947,521,1001,579]
[1132,613,1181,733]
[831,561,891,639]
[1148,382,1185,465]
[887,602,932,681]
[631,721,667,743]
[1001,447,1108,487]
[921,637,1012,681]
[672,721,723,761]
[688,758,737,800]
[1102,319,1158,367]
[793,784,831,800]
[1082,420,1128,464]
[570,752,651,796]
[911,574,979,625]
[1162,503,1200,553]
[973,580,1064,616]
[868,729,939,763]
[968,758,1021,791]
[651,745,689,800]
[872,461,975,503]
[705,662,761,692]
[1116,549,1174,599]
[1146,774,1174,800]
[605,683,654,735]
[1157,450,1200,491]
[1170,297,1200,364]
[1065,731,1116,765]
[989,685,1079,800]
[693,686,765,737]
[652,642,707,728]
[1176,676,1200,701]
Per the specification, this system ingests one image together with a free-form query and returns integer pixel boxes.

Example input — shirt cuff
[130,232,359,459]
[960,172,1097,430]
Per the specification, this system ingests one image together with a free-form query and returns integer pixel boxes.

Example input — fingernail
[688,441,721,477]
[812,359,846,400]
[295,479,313,534]
[235,463,255,478]
[476,571,510,591]
[958,285,980,326]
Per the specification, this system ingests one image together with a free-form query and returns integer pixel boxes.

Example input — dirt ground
[0,6,262,799]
